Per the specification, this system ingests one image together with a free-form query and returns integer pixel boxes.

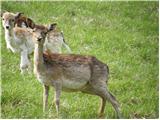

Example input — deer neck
[5,28,12,41]
[4,28,16,50]
[34,43,45,74]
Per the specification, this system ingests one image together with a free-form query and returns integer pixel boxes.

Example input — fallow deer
[14,12,71,53]
[1,12,56,73]
[32,24,121,118]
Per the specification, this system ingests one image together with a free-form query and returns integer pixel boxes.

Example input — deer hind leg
[43,85,49,113]
[97,86,121,118]
[105,90,121,118]
[90,86,107,118]
[81,84,107,117]
[98,97,106,118]
[91,83,121,118]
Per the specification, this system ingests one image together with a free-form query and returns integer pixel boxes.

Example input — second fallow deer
[14,12,71,53]
[1,12,56,73]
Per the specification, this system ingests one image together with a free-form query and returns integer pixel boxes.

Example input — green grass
[1,1,159,119]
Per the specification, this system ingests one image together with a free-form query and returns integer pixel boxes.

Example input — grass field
[1,1,159,119]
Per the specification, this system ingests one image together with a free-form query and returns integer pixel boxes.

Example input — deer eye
[41,32,47,37]
[12,19,15,22]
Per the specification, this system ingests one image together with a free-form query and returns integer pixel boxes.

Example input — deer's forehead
[3,13,15,20]
[34,29,47,34]
[33,31,44,36]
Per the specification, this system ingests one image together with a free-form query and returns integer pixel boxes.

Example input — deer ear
[26,18,35,29]
[15,12,24,19]
[33,28,37,32]
[1,11,3,17]
[48,23,57,31]
[1,10,7,17]
[1,12,3,17]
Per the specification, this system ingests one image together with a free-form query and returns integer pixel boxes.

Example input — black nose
[37,38,42,41]
[6,26,9,29]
